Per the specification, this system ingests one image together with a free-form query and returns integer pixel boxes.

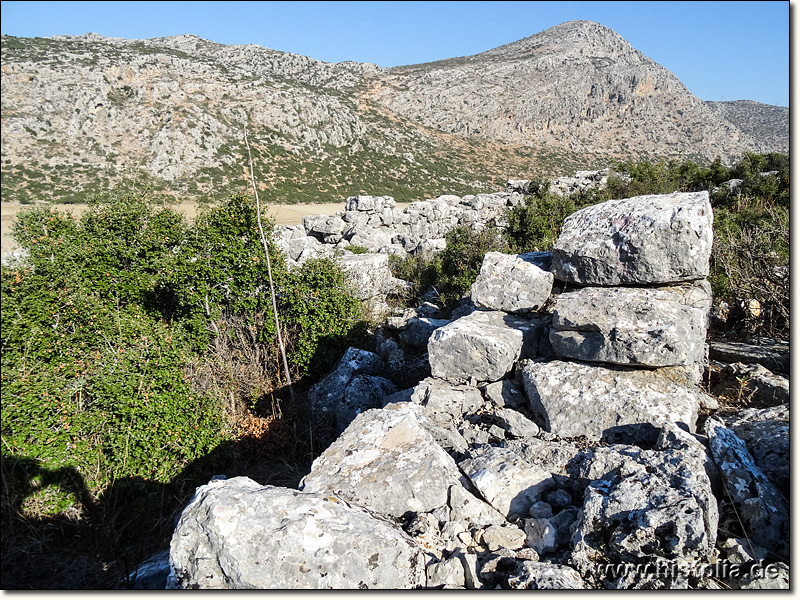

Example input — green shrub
[388,251,444,306]
[279,257,367,376]
[1,192,367,521]
[505,193,577,253]
[1,198,225,493]
[437,226,509,303]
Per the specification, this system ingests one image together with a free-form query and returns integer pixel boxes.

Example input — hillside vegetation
[1,152,789,587]
[1,22,788,205]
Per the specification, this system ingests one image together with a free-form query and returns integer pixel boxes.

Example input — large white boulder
[470,251,554,314]
[549,281,711,367]
[552,191,713,285]
[428,310,545,383]
[168,477,425,589]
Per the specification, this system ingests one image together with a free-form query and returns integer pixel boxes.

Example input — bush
[1,192,367,526]
[388,250,444,306]
[279,257,367,377]
[1,197,225,494]
[710,202,789,339]
[437,226,509,303]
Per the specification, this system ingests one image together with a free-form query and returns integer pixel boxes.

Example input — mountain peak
[475,19,637,62]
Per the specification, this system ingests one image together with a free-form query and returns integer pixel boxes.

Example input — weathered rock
[398,317,450,349]
[405,512,446,559]
[738,562,790,590]
[477,551,519,588]
[504,179,538,195]
[446,483,507,530]
[571,424,718,586]
[383,399,469,456]
[545,489,573,510]
[428,310,545,383]
[426,557,466,588]
[480,524,527,551]
[549,282,710,367]
[345,195,396,212]
[708,339,789,374]
[522,507,579,555]
[491,407,540,438]
[308,347,383,425]
[453,550,481,589]
[704,418,789,561]
[272,226,323,262]
[520,359,702,442]
[409,377,485,418]
[374,327,407,371]
[303,214,348,243]
[505,437,581,480]
[335,375,397,433]
[548,168,610,197]
[167,477,425,589]
[507,562,586,589]
[481,379,527,409]
[718,537,768,564]
[552,191,713,285]
[724,404,788,496]
[345,227,395,251]
[458,445,553,519]
[711,362,789,406]
[128,549,170,589]
[522,518,557,555]
[337,252,396,301]
[528,501,553,519]
[470,251,554,314]
[300,404,466,520]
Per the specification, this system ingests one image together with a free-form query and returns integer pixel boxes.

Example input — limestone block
[471,251,554,314]
[552,191,713,285]
[549,281,710,367]
[428,310,545,383]
[168,477,425,589]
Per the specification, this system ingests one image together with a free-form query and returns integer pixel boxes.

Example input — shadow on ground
[1,383,331,589]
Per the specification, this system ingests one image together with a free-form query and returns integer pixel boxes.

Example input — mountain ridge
[0,21,787,204]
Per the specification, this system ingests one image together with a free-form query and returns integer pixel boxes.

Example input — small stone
[528,501,553,519]
[481,525,526,551]
[545,489,572,510]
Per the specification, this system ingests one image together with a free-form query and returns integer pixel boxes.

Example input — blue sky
[0,1,790,106]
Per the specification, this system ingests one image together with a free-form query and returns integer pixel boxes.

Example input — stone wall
[149,190,789,590]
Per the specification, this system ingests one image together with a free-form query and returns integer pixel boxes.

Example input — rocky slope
[704,100,789,155]
[375,21,755,160]
[0,21,787,204]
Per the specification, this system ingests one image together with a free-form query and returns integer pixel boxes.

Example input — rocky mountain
[704,100,789,155]
[0,21,787,204]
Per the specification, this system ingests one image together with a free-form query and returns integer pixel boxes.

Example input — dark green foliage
[279,258,367,376]
[2,197,224,493]
[503,179,610,254]
[1,192,366,524]
[388,251,445,306]
[437,226,509,303]
[388,226,508,310]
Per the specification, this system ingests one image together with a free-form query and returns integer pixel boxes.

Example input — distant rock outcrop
[377,21,757,162]
[705,100,789,155]
[1,22,787,204]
